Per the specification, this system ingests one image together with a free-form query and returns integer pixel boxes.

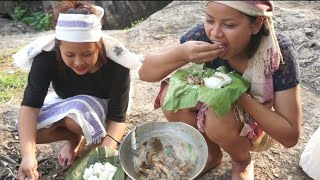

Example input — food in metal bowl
[133,137,195,180]
[119,122,208,180]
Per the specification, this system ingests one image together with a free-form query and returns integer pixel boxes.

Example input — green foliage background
[13,2,52,32]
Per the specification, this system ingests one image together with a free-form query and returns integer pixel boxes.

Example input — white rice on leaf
[203,72,232,89]
[83,162,117,180]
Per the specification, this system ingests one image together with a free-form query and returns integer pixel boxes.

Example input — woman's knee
[204,108,243,146]
[163,108,198,123]
[163,110,178,122]
[159,82,199,123]
[63,117,83,135]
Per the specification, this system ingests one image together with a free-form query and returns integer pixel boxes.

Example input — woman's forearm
[102,120,126,148]
[139,41,225,82]
[18,106,40,158]
[139,43,188,82]
[237,92,301,148]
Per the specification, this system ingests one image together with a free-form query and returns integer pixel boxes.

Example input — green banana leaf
[163,64,250,117]
[66,147,125,180]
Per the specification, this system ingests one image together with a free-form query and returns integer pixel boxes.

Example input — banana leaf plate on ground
[66,146,125,180]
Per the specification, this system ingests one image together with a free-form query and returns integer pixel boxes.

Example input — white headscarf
[55,5,104,42]
[12,5,143,70]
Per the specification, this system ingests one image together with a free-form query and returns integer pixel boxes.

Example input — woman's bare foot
[231,160,254,180]
[58,136,83,167]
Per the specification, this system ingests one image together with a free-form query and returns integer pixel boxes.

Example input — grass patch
[124,18,145,30]
[0,71,27,103]
[0,51,28,104]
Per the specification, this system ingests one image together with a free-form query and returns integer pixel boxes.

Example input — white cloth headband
[55,5,104,42]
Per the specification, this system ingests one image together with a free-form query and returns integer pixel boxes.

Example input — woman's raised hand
[181,41,224,64]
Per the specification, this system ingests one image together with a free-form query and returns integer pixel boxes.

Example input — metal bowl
[119,122,208,180]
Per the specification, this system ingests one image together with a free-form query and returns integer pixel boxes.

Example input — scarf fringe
[234,105,253,124]
[86,133,106,146]
[248,17,283,78]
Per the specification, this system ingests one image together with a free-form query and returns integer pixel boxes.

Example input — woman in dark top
[15,1,137,180]
[139,1,302,179]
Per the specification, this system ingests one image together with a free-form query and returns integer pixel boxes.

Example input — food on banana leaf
[163,64,250,117]
[66,147,124,180]
[83,162,117,180]
[186,75,204,86]
[133,137,195,180]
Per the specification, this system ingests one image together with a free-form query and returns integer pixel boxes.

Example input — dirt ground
[1,71,320,180]
[1,39,319,180]
[1,1,320,180]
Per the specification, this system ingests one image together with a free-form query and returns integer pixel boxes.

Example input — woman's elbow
[281,131,301,148]
[139,69,153,82]
[138,69,147,81]
[138,68,162,82]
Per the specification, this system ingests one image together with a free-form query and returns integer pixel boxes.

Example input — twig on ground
[0,155,18,164]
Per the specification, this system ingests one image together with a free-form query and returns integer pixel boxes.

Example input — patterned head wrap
[215,1,273,17]
[55,5,104,42]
